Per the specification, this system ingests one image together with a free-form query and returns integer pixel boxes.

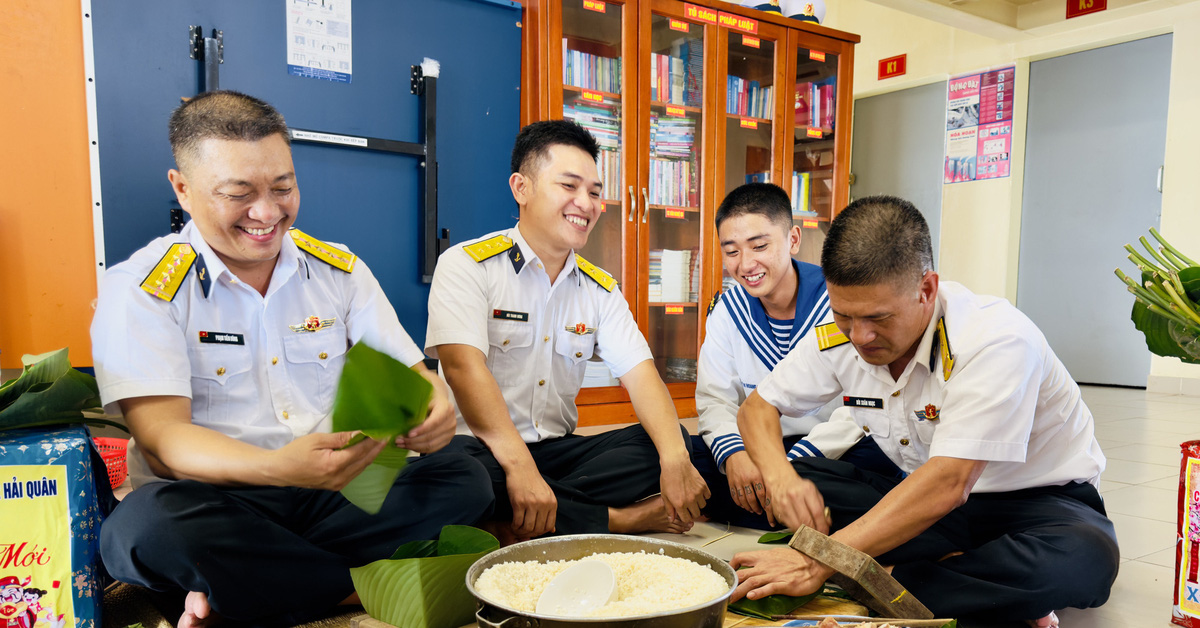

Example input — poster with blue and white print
[287,0,353,84]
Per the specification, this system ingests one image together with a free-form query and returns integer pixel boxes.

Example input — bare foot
[178,591,219,628]
[609,496,694,534]
[1026,610,1059,627]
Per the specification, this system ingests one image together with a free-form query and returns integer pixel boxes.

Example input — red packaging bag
[1174,440,1200,627]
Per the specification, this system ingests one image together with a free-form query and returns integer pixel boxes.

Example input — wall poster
[944,65,1014,183]
[287,0,353,83]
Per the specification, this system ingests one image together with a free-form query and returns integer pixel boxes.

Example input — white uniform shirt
[92,221,424,486]
[756,281,1106,492]
[697,261,859,471]
[425,225,652,443]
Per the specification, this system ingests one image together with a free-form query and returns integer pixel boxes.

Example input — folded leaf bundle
[0,348,119,432]
[1114,228,1200,364]
[331,343,433,513]
[350,525,499,628]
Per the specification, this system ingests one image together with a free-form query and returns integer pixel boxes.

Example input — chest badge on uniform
[843,396,883,409]
[566,322,596,335]
[198,331,245,346]
[289,315,335,332]
[914,404,940,421]
[493,309,529,322]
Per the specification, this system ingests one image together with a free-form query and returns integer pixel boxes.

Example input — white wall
[821,0,1200,390]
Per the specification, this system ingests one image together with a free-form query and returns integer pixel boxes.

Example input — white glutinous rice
[474,551,728,617]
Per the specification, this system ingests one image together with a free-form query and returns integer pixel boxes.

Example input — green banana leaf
[1132,269,1200,364]
[0,348,117,432]
[757,531,793,544]
[728,590,819,620]
[350,525,499,628]
[332,343,433,513]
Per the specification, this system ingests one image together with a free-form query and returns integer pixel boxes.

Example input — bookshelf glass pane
[723,33,775,198]
[792,47,838,222]
[562,0,625,281]
[646,12,705,384]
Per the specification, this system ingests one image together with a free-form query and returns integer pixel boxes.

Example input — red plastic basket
[94,437,129,489]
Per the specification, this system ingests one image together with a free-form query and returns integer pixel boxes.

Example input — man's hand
[269,431,387,491]
[396,371,455,454]
[764,473,828,534]
[506,465,558,538]
[730,547,834,602]
[659,455,710,524]
[725,451,772,522]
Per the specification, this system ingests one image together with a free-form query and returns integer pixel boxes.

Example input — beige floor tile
[1103,442,1188,463]
[1075,560,1177,627]
[1094,425,1191,447]
[1146,475,1185,491]
[1105,418,1200,436]
[1057,605,1173,628]
[1110,512,1177,559]
[1099,479,1133,494]
[1101,484,1179,523]
[1102,458,1180,485]
[1096,438,1124,451]
[1138,547,1182,569]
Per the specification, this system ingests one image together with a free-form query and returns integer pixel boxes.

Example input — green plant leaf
[0,349,104,431]
[390,539,439,560]
[727,591,819,620]
[332,343,434,511]
[1180,267,1200,303]
[1131,300,1200,364]
[351,526,499,628]
[757,531,792,544]
[939,621,958,628]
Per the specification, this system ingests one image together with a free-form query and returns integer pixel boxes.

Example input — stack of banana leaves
[1115,228,1200,364]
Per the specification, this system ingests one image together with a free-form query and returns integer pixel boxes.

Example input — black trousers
[792,456,1120,621]
[439,423,685,534]
[100,453,494,625]
[690,434,904,530]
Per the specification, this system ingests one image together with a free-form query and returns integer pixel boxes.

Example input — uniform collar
[180,221,304,297]
[509,223,581,282]
[912,296,946,374]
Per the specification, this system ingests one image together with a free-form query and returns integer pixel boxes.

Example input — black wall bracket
[189,26,223,92]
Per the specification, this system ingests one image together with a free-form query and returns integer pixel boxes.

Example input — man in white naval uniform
[730,195,1117,627]
[695,183,899,529]
[93,91,493,628]
[426,120,709,541]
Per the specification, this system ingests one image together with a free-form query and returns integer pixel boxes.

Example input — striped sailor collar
[180,220,304,296]
[725,259,829,369]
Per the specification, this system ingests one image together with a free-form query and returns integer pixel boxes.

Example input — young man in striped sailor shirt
[694,183,898,528]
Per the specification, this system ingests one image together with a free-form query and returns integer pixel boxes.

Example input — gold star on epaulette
[140,243,197,302]
[290,229,356,273]
[575,254,616,292]
[463,235,514,262]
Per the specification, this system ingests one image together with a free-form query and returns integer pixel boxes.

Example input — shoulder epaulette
[707,291,723,316]
[290,229,356,273]
[814,322,850,351]
[140,243,197,302]
[462,234,514,263]
[575,254,616,292]
[936,316,954,381]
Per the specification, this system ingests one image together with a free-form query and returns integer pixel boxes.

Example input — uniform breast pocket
[487,320,534,385]
[555,330,596,380]
[849,408,891,439]
[283,332,349,412]
[188,345,253,425]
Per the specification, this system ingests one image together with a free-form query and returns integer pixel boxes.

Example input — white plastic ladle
[535,560,619,617]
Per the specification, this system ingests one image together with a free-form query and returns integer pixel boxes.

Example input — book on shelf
[745,171,771,184]
[648,112,699,207]
[648,248,700,303]
[791,171,816,217]
[794,77,836,131]
[563,40,621,93]
[727,76,773,119]
[564,99,622,194]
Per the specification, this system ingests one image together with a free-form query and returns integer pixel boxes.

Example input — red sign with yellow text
[665,209,686,219]
[809,50,827,62]
[878,54,907,80]
[581,89,604,103]
[743,35,761,49]
[583,0,606,13]
[740,119,758,129]
[718,11,758,34]
[684,3,719,24]
[669,19,690,32]
[1065,0,1106,18]
[665,105,686,117]
[801,219,820,229]
[665,306,685,314]
[806,127,823,138]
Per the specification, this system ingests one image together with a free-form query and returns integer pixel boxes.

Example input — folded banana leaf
[332,343,433,513]
[350,525,499,628]
[726,530,818,619]
[0,348,121,432]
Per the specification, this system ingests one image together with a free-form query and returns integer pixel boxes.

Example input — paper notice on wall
[287,0,352,84]
[944,65,1014,183]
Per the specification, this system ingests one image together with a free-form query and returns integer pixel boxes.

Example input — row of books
[796,78,836,130]
[745,170,819,218]
[727,76,774,120]
[648,158,700,208]
[563,100,623,193]
[650,113,696,160]
[648,248,701,303]
[563,42,621,93]
[649,38,703,107]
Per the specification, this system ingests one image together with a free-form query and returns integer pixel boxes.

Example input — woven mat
[102,583,363,628]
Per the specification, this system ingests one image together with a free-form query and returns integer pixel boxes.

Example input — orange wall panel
[0,1,97,368]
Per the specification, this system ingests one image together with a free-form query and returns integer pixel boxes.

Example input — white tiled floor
[619,385,1198,627]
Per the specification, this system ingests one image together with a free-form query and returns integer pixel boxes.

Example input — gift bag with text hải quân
[1175,441,1200,627]
[1,426,106,628]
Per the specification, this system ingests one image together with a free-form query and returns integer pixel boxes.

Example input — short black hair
[510,119,600,178]
[715,182,793,232]
[821,195,934,288]
[169,90,289,172]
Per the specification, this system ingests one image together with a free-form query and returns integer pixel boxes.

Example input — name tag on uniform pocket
[199,331,245,345]
[493,309,529,322]
[843,395,883,409]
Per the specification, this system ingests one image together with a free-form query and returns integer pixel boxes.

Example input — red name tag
[740,119,758,129]
[582,90,604,103]
[801,219,819,229]
[669,19,690,32]
[743,35,761,49]
[665,209,685,219]
[806,127,823,138]
[665,105,686,117]
[809,50,827,62]
[583,0,606,13]
[665,305,684,314]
